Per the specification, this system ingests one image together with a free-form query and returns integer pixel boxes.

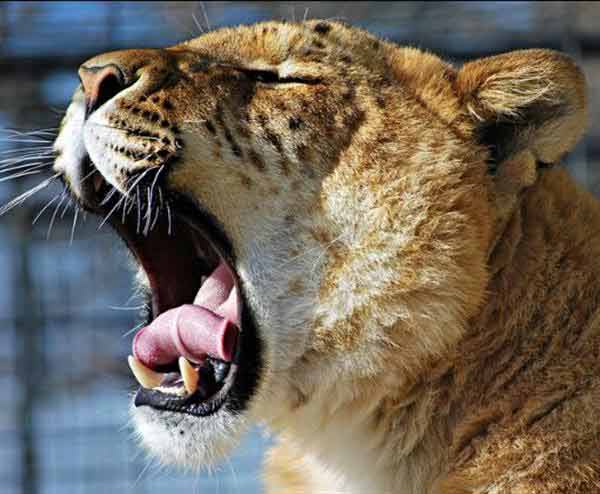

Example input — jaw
[53,91,324,470]
[117,193,267,465]
[55,118,267,468]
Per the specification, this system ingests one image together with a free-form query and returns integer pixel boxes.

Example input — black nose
[78,63,127,116]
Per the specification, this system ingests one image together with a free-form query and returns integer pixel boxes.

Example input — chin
[131,402,249,468]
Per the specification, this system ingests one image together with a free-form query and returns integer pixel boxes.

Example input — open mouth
[74,156,261,417]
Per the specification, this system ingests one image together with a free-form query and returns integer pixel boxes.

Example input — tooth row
[127,355,199,395]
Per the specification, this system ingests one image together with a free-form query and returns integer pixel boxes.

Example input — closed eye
[237,68,322,85]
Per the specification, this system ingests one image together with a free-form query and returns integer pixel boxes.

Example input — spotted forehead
[172,20,386,69]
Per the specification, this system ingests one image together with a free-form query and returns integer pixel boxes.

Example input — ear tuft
[457,49,588,165]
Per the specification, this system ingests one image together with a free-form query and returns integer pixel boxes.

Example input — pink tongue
[133,261,240,368]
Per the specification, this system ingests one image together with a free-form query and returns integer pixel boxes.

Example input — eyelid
[236,67,322,85]
[238,68,280,83]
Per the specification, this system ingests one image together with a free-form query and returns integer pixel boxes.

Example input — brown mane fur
[260,24,599,494]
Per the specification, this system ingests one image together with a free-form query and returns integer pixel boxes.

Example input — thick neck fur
[265,167,600,494]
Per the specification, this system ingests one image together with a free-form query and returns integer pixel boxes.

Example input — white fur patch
[131,403,249,469]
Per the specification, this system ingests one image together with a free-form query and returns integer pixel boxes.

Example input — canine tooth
[128,355,163,389]
[179,357,199,395]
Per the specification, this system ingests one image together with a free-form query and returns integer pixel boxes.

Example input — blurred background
[0,2,598,493]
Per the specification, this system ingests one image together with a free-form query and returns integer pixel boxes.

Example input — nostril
[94,73,123,112]
[79,64,127,117]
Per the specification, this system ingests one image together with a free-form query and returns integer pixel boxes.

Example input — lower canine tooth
[128,355,163,389]
[179,357,199,395]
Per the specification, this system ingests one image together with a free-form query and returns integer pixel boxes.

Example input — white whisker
[0,153,51,165]
[0,169,44,183]
[136,186,142,233]
[133,456,155,486]
[143,166,164,234]
[192,12,205,33]
[79,168,98,185]
[0,173,61,217]
[70,206,79,245]
[0,127,57,136]
[0,150,53,165]
[0,141,52,148]
[100,186,119,206]
[49,107,65,116]
[0,131,56,144]
[109,304,146,311]
[0,161,51,174]
[0,149,40,159]
[98,194,127,231]
[0,158,53,171]
[121,323,145,338]
[60,197,72,219]
[4,144,54,152]
[166,201,173,235]
[127,192,137,214]
[143,186,152,236]
[200,1,211,30]
[148,165,163,210]
[135,151,160,163]
[98,169,151,231]
[47,191,67,240]
[0,141,53,149]
[150,199,161,231]
[126,169,152,198]
[0,138,52,145]
[121,194,130,223]
[32,193,61,225]
[157,187,164,210]
[0,152,50,165]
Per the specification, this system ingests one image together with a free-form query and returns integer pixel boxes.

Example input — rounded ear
[456,49,588,167]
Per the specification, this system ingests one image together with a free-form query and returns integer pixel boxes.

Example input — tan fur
[54,20,599,493]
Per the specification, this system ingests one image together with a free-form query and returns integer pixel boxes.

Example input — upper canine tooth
[179,357,199,395]
[128,355,163,389]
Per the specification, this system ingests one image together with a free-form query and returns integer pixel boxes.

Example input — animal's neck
[269,168,600,493]
[332,168,600,491]
[483,166,600,340]
[431,166,600,485]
